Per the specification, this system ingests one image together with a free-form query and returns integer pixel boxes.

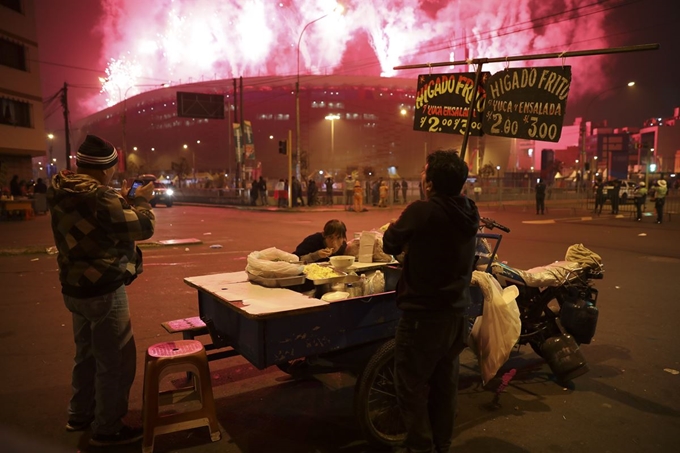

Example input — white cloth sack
[469,271,521,385]
[245,247,303,278]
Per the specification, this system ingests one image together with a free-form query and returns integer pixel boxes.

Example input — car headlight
[166,189,174,196]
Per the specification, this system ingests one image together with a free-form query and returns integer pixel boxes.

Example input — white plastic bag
[362,270,385,295]
[245,247,303,278]
[469,271,521,385]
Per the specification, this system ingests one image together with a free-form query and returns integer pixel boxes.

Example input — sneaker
[89,425,143,447]
[65,417,94,432]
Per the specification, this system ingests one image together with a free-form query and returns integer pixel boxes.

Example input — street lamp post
[325,114,340,176]
[295,4,344,182]
[100,79,169,174]
[47,133,54,178]
[183,143,196,184]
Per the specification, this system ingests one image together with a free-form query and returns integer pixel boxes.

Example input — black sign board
[176,92,225,119]
[413,72,489,136]
[482,66,571,142]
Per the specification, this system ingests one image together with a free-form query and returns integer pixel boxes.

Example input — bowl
[321,291,350,302]
[330,255,356,270]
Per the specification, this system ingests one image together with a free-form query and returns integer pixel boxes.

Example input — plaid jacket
[47,171,156,298]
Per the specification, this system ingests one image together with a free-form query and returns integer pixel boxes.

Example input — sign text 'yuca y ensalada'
[413,72,490,136]
[482,66,571,142]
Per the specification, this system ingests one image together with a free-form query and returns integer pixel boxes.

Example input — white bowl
[330,255,356,269]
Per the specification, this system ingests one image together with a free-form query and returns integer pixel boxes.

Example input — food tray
[246,271,306,288]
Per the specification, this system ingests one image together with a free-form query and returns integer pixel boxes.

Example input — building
[0,0,46,189]
[73,75,510,185]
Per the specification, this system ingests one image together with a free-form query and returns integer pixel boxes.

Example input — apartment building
[0,0,45,189]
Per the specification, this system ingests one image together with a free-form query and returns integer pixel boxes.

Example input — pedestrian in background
[274,179,286,207]
[401,178,408,203]
[344,174,353,207]
[610,179,621,214]
[393,179,400,204]
[258,176,268,206]
[379,180,389,207]
[535,178,546,214]
[325,176,334,205]
[307,179,317,206]
[10,174,22,197]
[383,150,479,453]
[651,179,668,224]
[292,176,304,207]
[33,177,48,214]
[593,177,605,214]
[353,180,364,212]
[250,179,259,206]
[372,179,381,206]
[47,135,155,447]
[633,181,647,221]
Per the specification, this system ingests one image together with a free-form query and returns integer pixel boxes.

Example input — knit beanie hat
[76,135,118,170]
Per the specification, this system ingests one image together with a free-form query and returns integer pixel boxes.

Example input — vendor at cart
[294,219,348,263]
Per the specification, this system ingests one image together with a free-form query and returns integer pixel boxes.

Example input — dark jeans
[536,196,545,214]
[611,196,620,214]
[635,197,645,220]
[394,313,466,453]
[63,285,136,435]
[594,195,604,213]
[655,197,665,222]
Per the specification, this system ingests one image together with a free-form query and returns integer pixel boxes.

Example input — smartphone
[127,180,144,199]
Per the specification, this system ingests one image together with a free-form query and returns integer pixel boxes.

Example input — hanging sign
[482,66,571,142]
[413,72,489,136]
[243,120,255,160]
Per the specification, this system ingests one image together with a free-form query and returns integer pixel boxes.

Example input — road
[1,204,679,453]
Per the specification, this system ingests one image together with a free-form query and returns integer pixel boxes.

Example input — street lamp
[99,79,169,173]
[580,81,635,187]
[325,114,340,176]
[183,143,196,184]
[295,3,344,181]
[47,133,55,178]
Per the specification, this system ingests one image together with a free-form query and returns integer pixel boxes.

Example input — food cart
[184,260,485,448]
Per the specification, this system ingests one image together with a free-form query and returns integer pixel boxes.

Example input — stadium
[73,74,514,186]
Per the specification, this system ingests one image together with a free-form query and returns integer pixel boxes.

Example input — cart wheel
[354,339,405,448]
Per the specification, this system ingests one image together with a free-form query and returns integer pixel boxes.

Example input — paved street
[1,203,679,452]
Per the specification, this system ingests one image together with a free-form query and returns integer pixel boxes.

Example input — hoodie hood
[51,170,101,195]
[430,194,480,237]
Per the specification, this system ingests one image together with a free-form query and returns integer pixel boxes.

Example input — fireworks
[95,0,610,111]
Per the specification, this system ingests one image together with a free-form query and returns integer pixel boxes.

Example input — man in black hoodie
[383,150,479,453]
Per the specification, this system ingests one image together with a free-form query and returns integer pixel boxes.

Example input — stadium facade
[74,75,517,185]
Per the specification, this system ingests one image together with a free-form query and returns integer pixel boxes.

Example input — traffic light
[278,140,287,155]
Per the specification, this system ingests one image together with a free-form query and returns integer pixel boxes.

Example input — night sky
[34,0,680,133]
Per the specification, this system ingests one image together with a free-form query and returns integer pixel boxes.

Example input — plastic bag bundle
[469,271,521,386]
[245,247,303,278]
[363,270,385,295]
[565,243,603,270]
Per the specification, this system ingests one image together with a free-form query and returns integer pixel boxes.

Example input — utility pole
[60,82,71,170]
[239,76,245,188]
[233,78,240,191]
[287,130,292,208]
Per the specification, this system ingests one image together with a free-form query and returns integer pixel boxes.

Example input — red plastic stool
[142,340,221,453]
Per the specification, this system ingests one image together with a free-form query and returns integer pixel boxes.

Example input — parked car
[602,179,637,204]
[138,174,174,207]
